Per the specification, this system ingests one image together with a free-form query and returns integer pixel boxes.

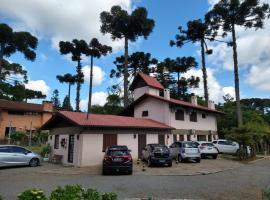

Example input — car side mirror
[102,150,105,153]
[128,149,132,152]
[142,147,146,151]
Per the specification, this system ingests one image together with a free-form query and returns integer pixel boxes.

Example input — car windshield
[183,142,198,148]
[107,150,129,156]
[152,146,168,152]
[201,143,214,147]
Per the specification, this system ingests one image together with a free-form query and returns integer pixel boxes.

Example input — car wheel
[178,154,184,163]
[128,170,133,175]
[196,159,201,163]
[147,158,152,167]
[213,154,218,159]
[102,169,108,175]
[29,158,39,167]
[167,161,172,167]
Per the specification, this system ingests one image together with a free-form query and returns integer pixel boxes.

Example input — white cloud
[82,65,105,85]
[0,0,132,51]
[181,68,234,103]
[25,80,50,95]
[206,0,270,92]
[80,91,108,111]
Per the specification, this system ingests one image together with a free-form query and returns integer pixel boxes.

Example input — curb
[247,156,270,164]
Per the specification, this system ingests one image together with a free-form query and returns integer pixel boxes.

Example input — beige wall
[133,86,160,100]
[48,127,171,167]
[0,110,53,139]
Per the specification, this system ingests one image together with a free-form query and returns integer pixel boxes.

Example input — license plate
[208,147,212,150]
[159,160,165,163]
[113,158,123,162]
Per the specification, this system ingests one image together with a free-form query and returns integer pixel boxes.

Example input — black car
[102,145,133,175]
[142,144,172,167]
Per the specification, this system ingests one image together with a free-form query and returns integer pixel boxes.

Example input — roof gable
[130,73,164,91]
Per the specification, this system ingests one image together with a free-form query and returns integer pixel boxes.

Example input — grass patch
[220,154,263,163]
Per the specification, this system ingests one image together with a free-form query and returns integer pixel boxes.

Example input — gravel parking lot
[0,157,269,200]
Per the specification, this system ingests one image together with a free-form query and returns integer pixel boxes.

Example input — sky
[0,0,270,111]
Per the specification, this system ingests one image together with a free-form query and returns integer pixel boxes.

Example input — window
[54,135,59,149]
[8,111,24,115]
[175,109,184,121]
[5,127,16,137]
[202,113,206,119]
[10,146,27,154]
[208,135,212,142]
[142,111,148,117]
[187,135,191,141]
[189,111,197,122]
[0,146,11,153]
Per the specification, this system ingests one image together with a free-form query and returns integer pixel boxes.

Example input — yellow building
[0,100,54,139]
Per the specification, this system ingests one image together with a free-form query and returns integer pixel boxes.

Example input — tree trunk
[123,37,129,107]
[68,83,71,110]
[177,71,180,98]
[0,44,3,83]
[87,55,94,119]
[232,24,243,127]
[76,60,82,112]
[201,39,209,102]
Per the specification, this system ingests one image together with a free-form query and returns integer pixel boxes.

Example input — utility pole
[29,121,32,146]
[8,121,11,144]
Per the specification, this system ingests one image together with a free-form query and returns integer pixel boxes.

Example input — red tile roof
[42,111,174,130]
[0,99,51,112]
[130,73,164,91]
[134,94,224,114]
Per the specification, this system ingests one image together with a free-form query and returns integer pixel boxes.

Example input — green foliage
[62,95,73,111]
[101,193,117,200]
[51,89,61,109]
[110,51,157,79]
[262,188,270,200]
[40,144,51,157]
[10,131,27,142]
[17,188,47,200]
[0,195,3,200]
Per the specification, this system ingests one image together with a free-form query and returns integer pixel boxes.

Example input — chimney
[208,100,215,110]
[191,96,197,106]
[42,101,53,112]
[164,89,170,100]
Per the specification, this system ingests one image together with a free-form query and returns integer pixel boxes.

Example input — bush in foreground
[263,188,270,200]
[15,185,117,200]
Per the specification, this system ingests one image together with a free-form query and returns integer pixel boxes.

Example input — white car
[212,139,239,154]
[196,141,218,159]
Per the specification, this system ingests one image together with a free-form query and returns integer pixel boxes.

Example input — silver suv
[169,141,201,163]
[0,145,42,167]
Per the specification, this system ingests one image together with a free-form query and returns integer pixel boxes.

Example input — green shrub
[0,195,3,200]
[16,185,117,200]
[40,144,51,157]
[17,188,47,200]
[10,132,27,142]
[263,188,270,200]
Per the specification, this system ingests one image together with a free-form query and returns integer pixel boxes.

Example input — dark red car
[102,145,133,175]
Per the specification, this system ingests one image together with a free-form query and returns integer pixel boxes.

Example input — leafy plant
[101,193,117,200]
[10,132,27,142]
[0,195,3,200]
[40,144,51,157]
[262,188,270,200]
[17,188,47,200]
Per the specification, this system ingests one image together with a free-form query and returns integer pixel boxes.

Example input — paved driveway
[0,158,269,200]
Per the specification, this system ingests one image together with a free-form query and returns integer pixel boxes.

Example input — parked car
[142,144,172,167]
[213,139,239,154]
[196,141,218,159]
[0,145,42,167]
[169,141,201,163]
[102,145,133,175]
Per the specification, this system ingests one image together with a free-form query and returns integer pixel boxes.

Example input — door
[0,146,12,167]
[138,134,146,158]
[8,146,29,165]
[103,134,117,151]
[68,135,75,163]
[158,134,165,145]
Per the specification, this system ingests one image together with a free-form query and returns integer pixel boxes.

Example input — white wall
[80,134,104,167]
[133,86,160,100]
[118,134,138,159]
[147,134,158,144]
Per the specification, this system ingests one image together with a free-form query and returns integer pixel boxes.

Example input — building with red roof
[42,73,222,167]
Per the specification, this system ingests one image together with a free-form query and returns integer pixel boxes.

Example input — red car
[102,145,133,175]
